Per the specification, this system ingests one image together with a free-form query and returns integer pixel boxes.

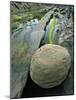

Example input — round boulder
[30,44,71,88]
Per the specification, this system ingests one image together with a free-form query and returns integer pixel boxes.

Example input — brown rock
[30,44,71,88]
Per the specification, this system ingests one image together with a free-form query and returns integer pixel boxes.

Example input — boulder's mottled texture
[30,44,71,88]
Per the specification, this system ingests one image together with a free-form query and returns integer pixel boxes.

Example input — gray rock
[59,17,73,62]
[10,42,31,98]
[30,30,44,51]
[39,10,53,30]
[10,22,44,98]
[10,5,74,97]
[30,44,71,88]
[39,13,62,47]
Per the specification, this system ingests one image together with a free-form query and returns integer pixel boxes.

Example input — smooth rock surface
[10,30,44,98]
[30,44,71,88]
[10,42,31,98]
[10,20,44,98]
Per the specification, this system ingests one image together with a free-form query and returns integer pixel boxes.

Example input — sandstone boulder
[30,44,71,88]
